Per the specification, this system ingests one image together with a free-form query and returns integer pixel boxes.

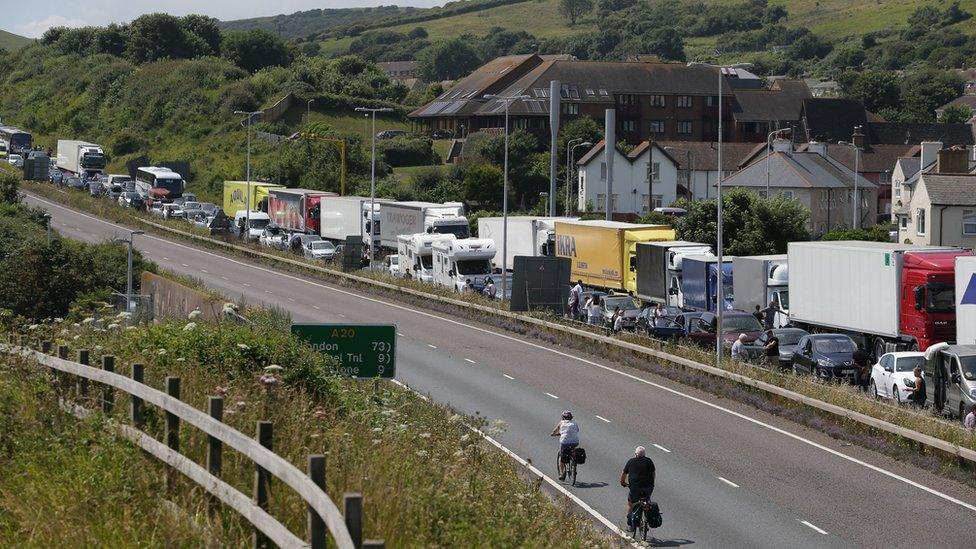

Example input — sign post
[291,324,396,378]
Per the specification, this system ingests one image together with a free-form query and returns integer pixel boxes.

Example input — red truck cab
[900,250,974,351]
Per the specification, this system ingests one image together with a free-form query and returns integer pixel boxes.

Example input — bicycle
[556,446,578,486]
[628,496,659,541]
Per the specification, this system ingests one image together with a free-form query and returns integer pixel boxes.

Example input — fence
[1,336,383,549]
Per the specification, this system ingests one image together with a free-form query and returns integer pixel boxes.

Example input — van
[234,210,271,241]
[923,343,976,420]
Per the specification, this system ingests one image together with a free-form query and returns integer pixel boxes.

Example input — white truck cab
[397,233,454,283]
[234,210,271,241]
[666,246,713,308]
[432,237,497,293]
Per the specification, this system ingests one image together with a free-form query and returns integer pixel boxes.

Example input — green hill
[218,6,421,38]
[0,29,32,52]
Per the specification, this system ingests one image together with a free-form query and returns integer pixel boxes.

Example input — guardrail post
[363,541,385,549]
[101,356,115,414]
[77,349,90,400]
[41,340,51,354]
[207,396,223,514]
[254,421,273,549]
[344,493,363,549]
[57,344,69,360]
[307,455,326,549]
[130,363,145,428]
[165,377,181,451]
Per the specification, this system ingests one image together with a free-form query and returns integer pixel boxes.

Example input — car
[791,333,859,382]
[653,207,687,218]
[430,129,453,139]
[673,311,706,330]
[50,169,63,185]
[635,307,682,334]
[683,311,763,348]
[161,203,182,219]
[199,202,218,216]
[576,290,608,322]
[635,312,685,340]
[65,176,85,190]
[386,254,400,277]
[871,352,925,403]
[304,239,336,261]
[601,295,641,330]
[180,201,205,221]
[118,191,144,209]
[746,327,808,368]
[103,183,124,199]
[376,129,406,140]
[8,154,24,168]
[260,225,289,249]
[88,181,105,198]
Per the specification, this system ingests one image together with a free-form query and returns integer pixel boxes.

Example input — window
[650,162,661,182]
[820,189,829,203]
[649,95,665,107]
[641,194,649,213]
[597,193,606,211]
[649,120,665,134]
[894,182,901,199]
[622,120,636,132]
[652,195,663,209]
[600,162,607,181]
[563,103,579,115]
[677,95,692,108]
[618,94,637,105]
[964,210,976,236]
[879,172,891,185]
[916,208,926,236]
[610,194,619,211]
[706,95,719,107]
[703,121,717,135]
[677,120,693,134]
[781,190,794,200]
[900,216,908,229]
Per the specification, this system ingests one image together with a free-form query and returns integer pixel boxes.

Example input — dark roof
[866,123,975,146]
[733,80,810,123]
[723,150,876,190]
[921,174,976,205]
[794,143,917,174]
[409,54,543,118]
[657,141,764,171]
[938,95,976,111]
[801,98,868,142]
[896,157,921,178]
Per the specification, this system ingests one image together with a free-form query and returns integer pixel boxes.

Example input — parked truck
[476,216,579,270]
[56,140,106,178]
[788,241,972,358]
[681,255,734,312]
[319,196,389,247]
[267,188,337,235]
[554,220,675,295]
[379,201,469,249]
[954,255,976,345]
[222,181,283,216]
[733,255,789,327]
[431,237,496,293]
[398,233,454,283]
[635,241,713,307]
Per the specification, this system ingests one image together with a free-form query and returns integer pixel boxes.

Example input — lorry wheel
[873,338,886,361]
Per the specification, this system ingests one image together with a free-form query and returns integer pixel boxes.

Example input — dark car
[104,184,124,199]
[65,176,85,190]
[118,191,145,209]
[376,129,407,140]
[746,327,809,368]
[430,129,453,139]
[635,312,685,340]
[684,311,763,348]
[791,333,859,382]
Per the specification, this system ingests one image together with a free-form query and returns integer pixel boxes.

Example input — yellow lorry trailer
[555,220,676,294]
[222,181,283,215]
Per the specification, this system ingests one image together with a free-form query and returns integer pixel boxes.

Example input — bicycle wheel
[640,509,649,541]
[570,458,577,486]
[630,505,641,537]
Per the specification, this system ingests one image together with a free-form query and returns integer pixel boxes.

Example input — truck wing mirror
[669,288,678,295]
[913,286,924,311]
[952,373,962,384]
[413,264,420,271]
[448,269,455,277]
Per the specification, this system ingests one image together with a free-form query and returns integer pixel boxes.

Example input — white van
[234,210,271,241]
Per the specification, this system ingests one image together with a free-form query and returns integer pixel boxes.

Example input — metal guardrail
[2,339,384,549]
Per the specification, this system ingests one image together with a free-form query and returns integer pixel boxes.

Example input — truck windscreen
[927,283,954,312]
[433,224,470,239]
[81,154,106,169]
[157,178,183,195]
[421,256,433,269]
[456,259,491,275]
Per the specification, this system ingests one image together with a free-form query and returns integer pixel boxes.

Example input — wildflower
[380,409,395,416]
[263,364,283,372]
[72,334,80,340]
[237,343,250,351]
[448,414,463,423]
[187,309,202,320]
[258,374,281,387]
[157,348,167,355]
[372,439,383,445]
[183,322,197,331]
[107,323,120,330]
[310,433,320,439]
[176,357,185,362]
[214,386,229,396]
[415,450,428,458]
[73,323,80,328]
[312,408,326,419]
[223,303,239,315]
[235,400,246,408]
[460,434,470,442]
[126,326,137,330]
[82,317,94,324]
[28,324,39,330]
[419,432,431,439]
[94,345,103,351]
[53,317,63,323]
[115,311,130,319]
[372,427,383,432]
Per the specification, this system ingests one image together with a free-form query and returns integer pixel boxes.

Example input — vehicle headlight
[817,359,832,367]
[904,378,915,387]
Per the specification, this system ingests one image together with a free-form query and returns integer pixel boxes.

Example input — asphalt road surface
[27,192,976,548]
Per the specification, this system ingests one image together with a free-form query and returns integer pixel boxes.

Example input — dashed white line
[338,313,346,318]
[800,520,828,535]
[265,290,273,294]
[397,332,405,337]
[242,283,251,287]
[181,263,189,267]
[595,415,612,423]
[312,305,320,310]
[464,358,476,364]
[717,476,739,488]
[220,276,228,280]
[545,392,559,399]
[162,257,169,260]
[503,374,515,380]
[652,444,671,453]
[287,297,295,302]
[200,269,208,273]
[427,344,437,349]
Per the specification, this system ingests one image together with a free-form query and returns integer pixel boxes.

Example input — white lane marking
[718,476,739,488]
[265,290,272,294]
[338,313,346,318]
[800,520,828,535]
[427,344,437,349]
[595,415,612,423]
[390,379,635,545]
[163,257,169,260]
[221,276,228,280]
[200,269,208,273]
[653,444,671,453]
[243,283,251,287]
[181,263,189,267]
[32,194,976,514]
[464,358,476,364]
[503,374,515,380]
[287,297,295,302]
[397,332,405,337]
[545,392,559,400]
[313,305,320,310]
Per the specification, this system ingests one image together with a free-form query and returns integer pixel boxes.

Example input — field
[0,29,31,52]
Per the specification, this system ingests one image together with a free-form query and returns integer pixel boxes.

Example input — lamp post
[43,213,52,244]
[566,139,592,216]
[306,99,315,124]
[765,127,792,198]
[234,110,264,239]
[116,230,145,312]
[540,192,549,217]
[838,138,861,229]
[484,93,530,302]
[355,106,394,265]
[688,61,752,368]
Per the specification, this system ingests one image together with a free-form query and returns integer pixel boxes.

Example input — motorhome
[397,233,454,283]
[431,237,496,293]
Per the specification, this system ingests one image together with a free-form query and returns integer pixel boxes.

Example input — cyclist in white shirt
[550,410,580,481]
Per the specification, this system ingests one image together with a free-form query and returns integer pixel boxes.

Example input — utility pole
[234,110,264,238]
[355,106,393,265]
[117,230,144,312]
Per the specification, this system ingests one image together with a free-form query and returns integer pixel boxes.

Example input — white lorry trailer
[431,237,496,293]
[635,241,713,307]
[380,201,469,249]
[56,139,106,178]
[733,255,789,327]
[319,196,388,247]
[476,216,578,270]
[397,233,454,283]
[955,255,976,345]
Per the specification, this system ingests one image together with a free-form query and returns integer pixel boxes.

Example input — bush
[376,136,439,167]
[111,130,147,156]
[821,224,892,242]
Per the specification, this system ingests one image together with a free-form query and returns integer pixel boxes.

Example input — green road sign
[291,324,396,378]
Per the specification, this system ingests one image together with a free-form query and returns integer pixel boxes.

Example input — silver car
[304,240,336,261]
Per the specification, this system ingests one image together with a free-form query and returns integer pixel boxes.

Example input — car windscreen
[652,318,680,328]
[604,296,638,310]
[456,259,491,275]
[896,356,925,373]
[927,283,954,313]
[814,337,856,354]
[311,241,334,250]
[959,355,976,381]
[157,178,183,195]
[721,315,761,332]
[433,224,470,239]
[775,331,805,345]
[249,218,270,229]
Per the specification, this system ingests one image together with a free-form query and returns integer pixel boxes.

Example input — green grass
[0,29,31,52]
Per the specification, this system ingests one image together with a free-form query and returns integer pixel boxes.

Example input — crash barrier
[2,338,384,549]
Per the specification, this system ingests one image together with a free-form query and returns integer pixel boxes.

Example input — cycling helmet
[562,410,573,420]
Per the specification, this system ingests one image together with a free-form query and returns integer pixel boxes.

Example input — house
[720,139,877,236]
[377,61,418,80]
[894,146,976,247]
[575,140,679,216]
[409,54,809,144]
[799,98,975,147]
[656,141,762,201]
[936,95,976,122]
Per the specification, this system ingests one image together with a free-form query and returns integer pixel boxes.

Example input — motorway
[27,191,976,548]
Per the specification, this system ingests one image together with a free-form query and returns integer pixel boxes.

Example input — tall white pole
[370,111,377,262]
[716,67,724,368]
[502,101,510,301]
[604,109,615,221]
[549,80,560,217]
[246,115,251,231]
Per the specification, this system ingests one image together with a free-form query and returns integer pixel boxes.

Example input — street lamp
[116,230,145,312]
[306,99,315,124]
[664,146,693,200]
[839,136,862,229]
[43,213,52,244]
[234,110,264,239]
[688,61,753,368]
[355,106,394,265]
[484,92,530,302]
[566,140,592,216]
[765,127,792,198]
[540,192,549,217]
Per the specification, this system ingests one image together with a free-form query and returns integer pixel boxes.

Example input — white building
[576,140,678,216]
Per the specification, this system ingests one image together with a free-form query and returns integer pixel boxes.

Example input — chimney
[937,146,970,174]
[772,138,793,153]
[807,141,827,157]
[920,141,942,170]
[852,125,865,149]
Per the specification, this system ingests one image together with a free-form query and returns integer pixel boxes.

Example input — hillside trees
[559,0,595,25]
[417,38,482,81]
[221,30,294,73]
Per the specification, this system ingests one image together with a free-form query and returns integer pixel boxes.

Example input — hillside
[0,29,31,52]
[218,6,421,38]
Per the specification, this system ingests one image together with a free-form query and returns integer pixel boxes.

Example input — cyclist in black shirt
[620,446,656,519]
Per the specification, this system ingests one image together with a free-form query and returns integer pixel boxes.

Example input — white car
[304,240,336,261]
[870,352,925,403]
[7,154,24,168]
[386,254,400,277]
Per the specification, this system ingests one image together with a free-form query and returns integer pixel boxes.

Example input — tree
[634,27,686,62]
[222,30,294,73]
[463,163,504,209]
[788,33,832,60]
[417,38,482,81]
[821,224,891,243]
[126,13,202,62]
[180,14,223,56]
[559,0,595,25]
[899,69,965,122]
[838,70,900,113]
[941,104,973,124]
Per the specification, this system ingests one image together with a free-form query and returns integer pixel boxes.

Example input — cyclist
[620,446,655,526]
[550,410,579,481]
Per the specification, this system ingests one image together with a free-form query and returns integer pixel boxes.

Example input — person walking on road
[753,305,763,323]
[570,280,583,319]
[908,366,926,408]
[621,446,655,527]
[762,329,779,368]
[484,277,497,299]
[613,307,625,333]
[550,411,579,481]
[587,296,603,326]
[965,405,976,430]
[853,349,871,392]
[761,300,778,330]
[731,333,749,361]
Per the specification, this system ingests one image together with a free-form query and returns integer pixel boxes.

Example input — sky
[3,1,444,38]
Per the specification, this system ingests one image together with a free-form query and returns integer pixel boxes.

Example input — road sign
[291,323,396,378]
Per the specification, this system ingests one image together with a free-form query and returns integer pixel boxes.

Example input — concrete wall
[141,272,224,321]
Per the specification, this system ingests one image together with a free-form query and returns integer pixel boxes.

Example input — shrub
[376,136,439,167]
